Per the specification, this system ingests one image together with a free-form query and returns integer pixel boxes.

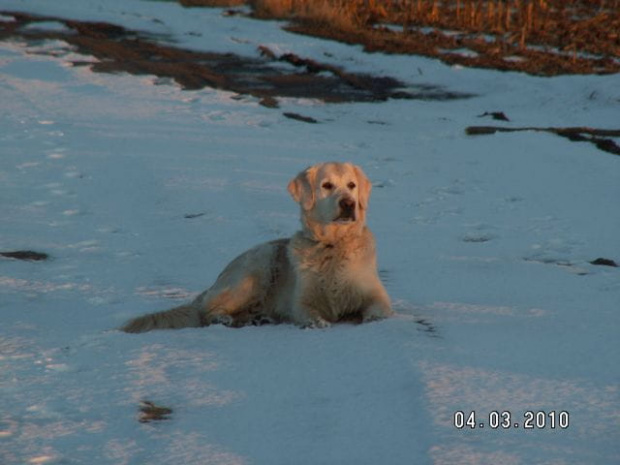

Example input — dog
[120,162,392,333]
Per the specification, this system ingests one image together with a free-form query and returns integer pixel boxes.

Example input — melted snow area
[1,1,619,464]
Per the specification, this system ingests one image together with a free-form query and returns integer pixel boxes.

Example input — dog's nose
[339,198,355,211]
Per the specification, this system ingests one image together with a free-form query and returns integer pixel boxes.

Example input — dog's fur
[121,162,392,333]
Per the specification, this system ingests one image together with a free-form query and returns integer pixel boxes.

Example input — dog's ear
[352,164,372,210]
[288,165,317,210]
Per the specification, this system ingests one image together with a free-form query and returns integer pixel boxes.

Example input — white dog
[121,162,392,332]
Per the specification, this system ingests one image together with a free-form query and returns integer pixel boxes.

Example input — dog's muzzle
[335,197,356,222]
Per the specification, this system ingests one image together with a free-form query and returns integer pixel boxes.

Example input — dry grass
[250,0,619,55]
[252,0,361,31]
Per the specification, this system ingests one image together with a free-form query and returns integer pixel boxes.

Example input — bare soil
[286,20,619,76]
[466,126,620,156]
[0,251,49,261]
[0,11,472,105]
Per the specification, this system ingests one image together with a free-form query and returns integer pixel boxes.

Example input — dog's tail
[120,304,203,333]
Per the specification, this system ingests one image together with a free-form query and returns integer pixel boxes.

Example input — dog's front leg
[290,281,332,329]
[361,285,393,323]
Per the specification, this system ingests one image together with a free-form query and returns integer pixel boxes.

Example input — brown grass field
[190,0,620,75]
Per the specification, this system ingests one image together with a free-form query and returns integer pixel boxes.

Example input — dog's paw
[362,305,392,323]
[302,317,331,329]
[251,315,276,326]
[362,314,384,323]
[209,314,235,326]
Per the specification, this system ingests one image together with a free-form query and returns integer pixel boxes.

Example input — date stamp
[454,411,570,430]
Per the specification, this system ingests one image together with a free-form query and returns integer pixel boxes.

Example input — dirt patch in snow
[0,11,473,105]
[466,125,620,156]
[0,251,49,261]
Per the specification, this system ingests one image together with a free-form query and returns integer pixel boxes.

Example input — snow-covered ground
[1,1,619,464]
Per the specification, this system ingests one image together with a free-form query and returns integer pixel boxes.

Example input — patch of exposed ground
[284,19,619,77]
[0,251,49,261]
[466,126,620,156]
[138,400,173,423]
[0,11,472,105]
[240,0,620,77]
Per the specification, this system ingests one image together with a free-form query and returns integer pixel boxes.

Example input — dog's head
[288,162,372,239]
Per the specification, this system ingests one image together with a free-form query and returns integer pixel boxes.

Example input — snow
[1,1,619,464]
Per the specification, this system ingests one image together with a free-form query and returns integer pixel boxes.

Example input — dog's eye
[347,182,356,190]
[322,182,334,190]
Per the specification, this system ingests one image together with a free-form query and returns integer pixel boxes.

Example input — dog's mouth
[334,210,356,223]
